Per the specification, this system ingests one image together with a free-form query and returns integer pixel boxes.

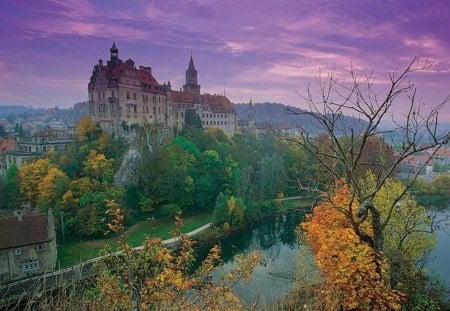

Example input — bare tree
[289,57,450,253]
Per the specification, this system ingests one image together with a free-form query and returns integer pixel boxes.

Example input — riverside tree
[293,58,449,308]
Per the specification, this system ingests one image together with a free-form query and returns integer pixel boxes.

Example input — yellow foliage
[20,158,52,202]
[95,215,259,310]
[97,132,112,153]
[75,116,97,142]
[83,150,112,181]
[37,167,68,204]
[302,182,404,310]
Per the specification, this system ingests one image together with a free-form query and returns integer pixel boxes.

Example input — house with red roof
[0,208,57,283]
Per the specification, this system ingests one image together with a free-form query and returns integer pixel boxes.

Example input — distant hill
[234,102,367,135]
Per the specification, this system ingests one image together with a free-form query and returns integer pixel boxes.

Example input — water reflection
[196,208,450,308]
[195,211,305,308]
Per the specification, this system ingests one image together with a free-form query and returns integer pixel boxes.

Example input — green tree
[184,109,203,129]
[4,164,22,209]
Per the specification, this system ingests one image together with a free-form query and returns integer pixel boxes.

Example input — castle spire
[183,53,200,96]
[188,54,196,71]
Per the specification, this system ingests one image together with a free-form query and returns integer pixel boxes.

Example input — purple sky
[1,0,450,120]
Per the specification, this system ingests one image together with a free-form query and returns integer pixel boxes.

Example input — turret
[109,41,119,67]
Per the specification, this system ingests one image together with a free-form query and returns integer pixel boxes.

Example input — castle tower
[183,54,201,96]
[109,41,119,67]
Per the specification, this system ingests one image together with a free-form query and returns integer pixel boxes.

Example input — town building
[89,43,237,137]
[0,208,57,283]
[0,138,15,177]
[3,127,74,173]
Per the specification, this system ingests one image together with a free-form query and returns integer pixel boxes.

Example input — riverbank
[57,196,312,268]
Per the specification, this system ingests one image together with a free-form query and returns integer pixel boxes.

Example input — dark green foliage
[171,136,200,154]
[2,165,22,209]
[184,109,202,129]
[212,192,228,225]
[160,203,182,217]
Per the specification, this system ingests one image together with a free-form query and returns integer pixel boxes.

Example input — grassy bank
[57,211,212,268]
[57,197,312,268]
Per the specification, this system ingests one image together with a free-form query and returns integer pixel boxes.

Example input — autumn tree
[37,167,69,206]
[75,116,102,143]
[362,173,443,308]
[92,214,260,310]
[290,58,449,310]
[292,58,449,254]
[302,181,404,310]
[19,158,53,203]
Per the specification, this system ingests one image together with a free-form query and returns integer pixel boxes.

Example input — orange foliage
[302,182,404,310]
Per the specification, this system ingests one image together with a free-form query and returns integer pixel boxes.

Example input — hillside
[234,102,368,135]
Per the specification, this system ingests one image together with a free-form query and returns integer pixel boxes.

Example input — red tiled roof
[0,213,50,250]
[172,91,195,103]
[89,60,162,92]
[0,138,15,154]
[202,94,234,113]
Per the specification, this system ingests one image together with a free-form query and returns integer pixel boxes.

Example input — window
[127,92,130,99]
[111,91,115,98]
[37,244,44,251]
[159,107,161,114]
[15,247,22,255]
[134,93,137,100]
[102,92,105,99]
[98,92,101,100]
[22,259,39,273]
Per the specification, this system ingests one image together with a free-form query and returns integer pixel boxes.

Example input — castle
[88,43,237,136]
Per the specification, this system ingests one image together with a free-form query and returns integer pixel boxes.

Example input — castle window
[103,92,105,99]
[181,112,184,118]
[98,92,101,100]
[111,91,115,97]
[153,107,156,114]
[90,93,94,101]
[153,95,156,103]
[127,92,130,99]
[134,93,137,100]
[38,244,44,251]
[15,248,22,255]
[133,105,137,113]
[225,121,227,125]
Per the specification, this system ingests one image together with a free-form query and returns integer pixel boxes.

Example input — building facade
[3,127,74,173]
[0,208,57,283]
[89,43,236,137]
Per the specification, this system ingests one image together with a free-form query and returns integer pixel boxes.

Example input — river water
[197,208,450,308]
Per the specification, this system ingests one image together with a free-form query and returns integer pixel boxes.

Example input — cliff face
[114,144,141,186]
[114,124,171,186]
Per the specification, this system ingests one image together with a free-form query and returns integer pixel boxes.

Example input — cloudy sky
[1,0,450,119]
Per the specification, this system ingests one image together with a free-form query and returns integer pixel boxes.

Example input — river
[197,208,450,308]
